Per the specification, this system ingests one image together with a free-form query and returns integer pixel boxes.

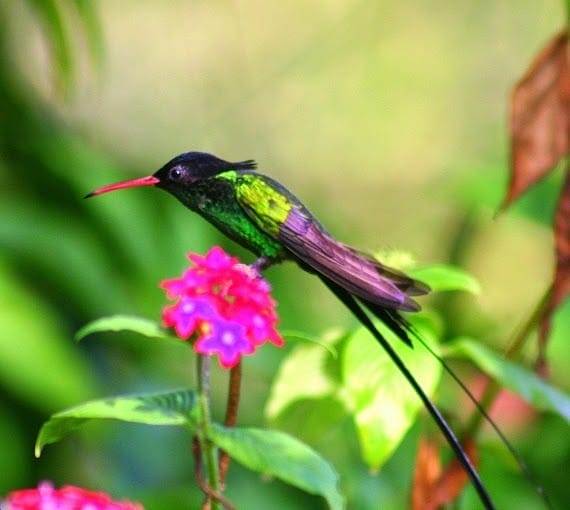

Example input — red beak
[85,175,160,198]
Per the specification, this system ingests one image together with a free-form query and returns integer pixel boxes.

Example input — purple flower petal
[162,296,217,339]
[194,318,254,368]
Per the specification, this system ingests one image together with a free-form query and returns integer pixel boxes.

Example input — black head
[154,152,256,189]
[85,151,256,198]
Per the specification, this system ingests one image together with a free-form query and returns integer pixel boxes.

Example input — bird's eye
[169,166,186,181]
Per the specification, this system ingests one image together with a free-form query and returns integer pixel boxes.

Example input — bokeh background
[1,1,568,508]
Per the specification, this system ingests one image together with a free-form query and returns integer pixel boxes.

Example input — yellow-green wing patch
[235,175,292,236]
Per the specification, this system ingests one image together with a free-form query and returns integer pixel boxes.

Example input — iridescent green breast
[188,172,285,260]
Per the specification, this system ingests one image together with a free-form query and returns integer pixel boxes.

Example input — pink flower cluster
[3,482,143,510]
[161,246,284,368]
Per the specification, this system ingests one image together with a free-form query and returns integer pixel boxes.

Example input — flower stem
[219,361,242,486]
[504,285,552,360]
[196,354,222,510]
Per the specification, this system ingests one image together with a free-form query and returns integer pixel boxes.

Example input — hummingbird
[87,152,491,507]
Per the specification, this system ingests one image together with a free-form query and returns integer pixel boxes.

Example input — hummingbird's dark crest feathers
[233,159,257,171]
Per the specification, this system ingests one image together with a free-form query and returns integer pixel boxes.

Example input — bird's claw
[251,256,274,273]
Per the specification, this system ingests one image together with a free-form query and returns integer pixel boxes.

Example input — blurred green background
[0,1,568,508]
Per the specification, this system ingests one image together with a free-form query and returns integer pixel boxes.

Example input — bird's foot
[251,256,275,273]
[235,257,275,280]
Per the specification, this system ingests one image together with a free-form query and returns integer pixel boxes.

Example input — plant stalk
[219,361,242,486]
[196,354,222,510]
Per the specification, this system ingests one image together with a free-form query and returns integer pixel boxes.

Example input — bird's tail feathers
[362,297,550,508]
[362,301,416,346]
[318,275,495,509]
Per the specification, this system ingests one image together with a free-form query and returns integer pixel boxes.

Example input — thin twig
[193,437,236,510]
[465,285,552,435]
[505,285,552,360]
[219,361,242,486]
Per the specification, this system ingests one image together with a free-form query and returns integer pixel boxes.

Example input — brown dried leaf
[430,438,478,508]
[411,437,441,510]
[551,166,570,313]
[538,166,570,372]
[411,438,478,510]
[503,31,569,208]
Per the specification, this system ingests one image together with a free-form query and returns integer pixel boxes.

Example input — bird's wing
[235,174,427,312]
[278,211,423,311]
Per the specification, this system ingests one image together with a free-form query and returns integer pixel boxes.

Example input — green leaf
[446,338,570,421]
[342,319,442,470]
[280,329,340,357]
[372,249,417,271]
[35,388,199,456]
[409,264,481,294]
[266,339,341,421]
[210,424,343,510]
[76,315,174,342]
[267,397,348,447]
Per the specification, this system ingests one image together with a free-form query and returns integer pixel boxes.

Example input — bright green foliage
[266,334,342,421]
[35,389,199,457]
[76,315,175,342]
[267,271,568,503]
[210,424,343,510]
[342,319,441,470]
[268,317,442,472]
[447,338,570,421]
[35,385,342,509]
[410,264,481,294]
